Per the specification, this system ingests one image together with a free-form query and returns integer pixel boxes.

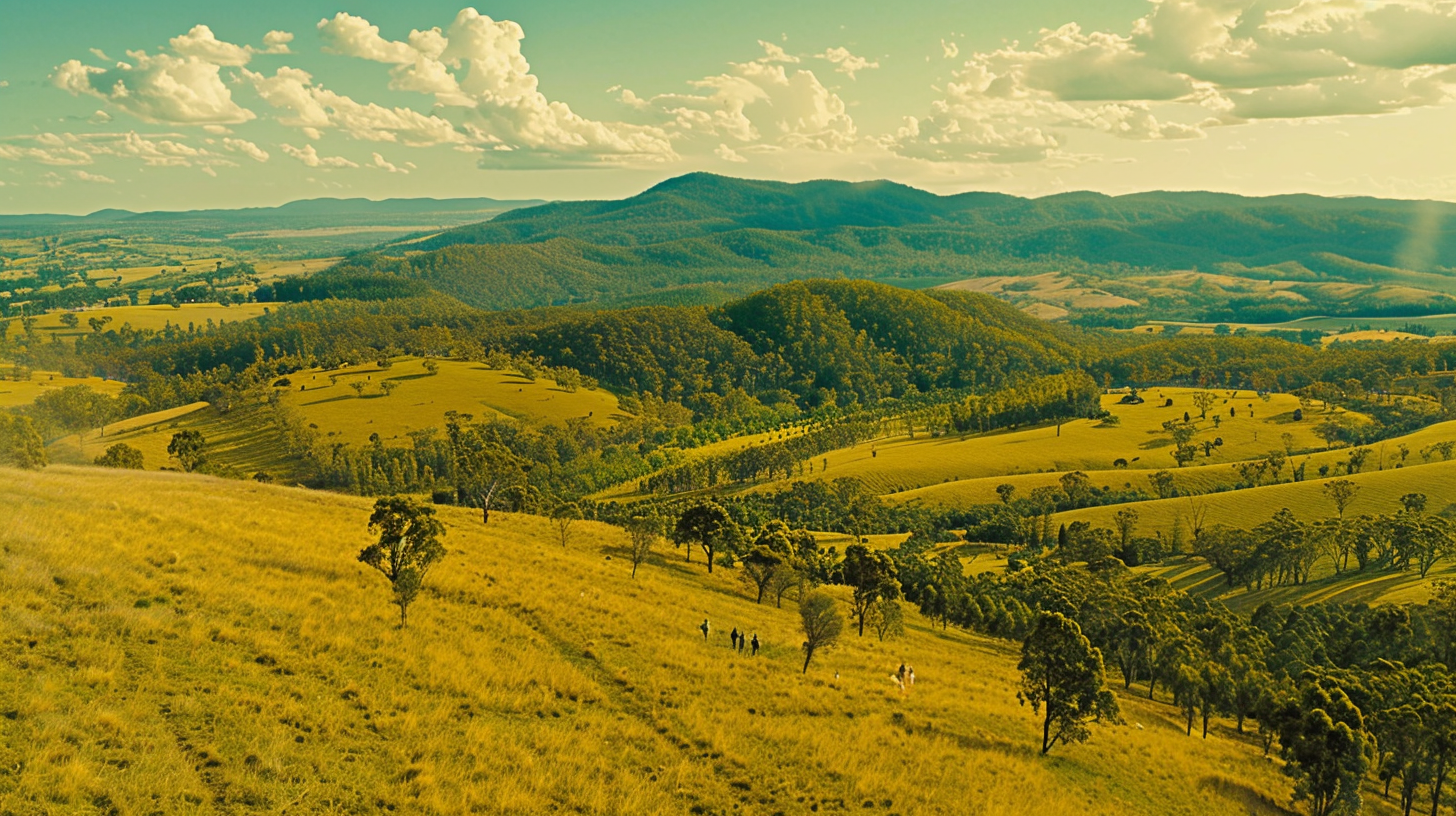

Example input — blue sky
[1,0,1454,213]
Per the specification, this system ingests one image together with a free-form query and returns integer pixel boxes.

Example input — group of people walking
[699,618,760,656]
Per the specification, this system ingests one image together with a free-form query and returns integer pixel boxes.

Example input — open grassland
[282,358,627,446]
[898,416,1456,508]
[0,466,1308,815]
[45,401,313,483]
[44,357,630,477]
[0,370,125,409]
[5,303,271,342]
[771,389,1338,498]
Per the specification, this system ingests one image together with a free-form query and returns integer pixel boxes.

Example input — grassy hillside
[0,369,124,409]
[0,465,1302,815]
[6,303,271,342]
[46,357,627,474]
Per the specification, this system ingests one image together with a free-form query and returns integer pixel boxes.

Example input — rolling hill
[322,174,1456,318]
[0,464,1301,815]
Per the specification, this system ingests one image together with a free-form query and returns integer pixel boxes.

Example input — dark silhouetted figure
[730,628,740,650]
[751,634,760,656]
[700,619,710,640]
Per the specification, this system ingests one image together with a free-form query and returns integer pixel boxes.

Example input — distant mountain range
[318,174,1456,322]
[0,197,545,229]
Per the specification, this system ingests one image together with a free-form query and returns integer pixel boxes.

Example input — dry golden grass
[0,465,1307,815]
[5,303,271,342]
[0,370,126,409]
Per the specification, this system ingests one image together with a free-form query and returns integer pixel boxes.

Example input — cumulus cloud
[244,65,465,146]
[894,0,1456,163]
[715,143,748,163]
[223,137,269,162]
[54,50,255,125]
[281,143,359,168]
[645,44,859,152]
[312,9,676,164]
[941,40,960,59]
[369,152,413,173]
[816,46,880,79]
[170,25,253,66]
[74,170,114,184]
[261,30,294,55]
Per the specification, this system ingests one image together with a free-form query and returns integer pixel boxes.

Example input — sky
[1,0,1455,214]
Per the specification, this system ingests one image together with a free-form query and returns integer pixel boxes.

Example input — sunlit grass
[0,465,1302,815]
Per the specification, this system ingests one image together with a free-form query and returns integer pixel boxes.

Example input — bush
[94,443,144,470]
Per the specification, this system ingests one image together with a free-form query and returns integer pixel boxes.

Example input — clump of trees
[1018,612,1121,754]
[95,443,143,469]
[798,590,843,674]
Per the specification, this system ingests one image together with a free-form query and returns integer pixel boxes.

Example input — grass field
[0,465,1312,815]
[785,389,1340,496]
[44,357,631,476]
[5,302,272,342]
[0,370,125,409]
[281,358,627,446]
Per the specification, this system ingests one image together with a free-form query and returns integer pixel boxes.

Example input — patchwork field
[0,465,1304,815]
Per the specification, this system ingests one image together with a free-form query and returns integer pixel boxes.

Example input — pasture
[0,465,1303,815]
[5,302,271,341]
[769,389,1342,498]
[0,369,125,409]
[281,357,628,446]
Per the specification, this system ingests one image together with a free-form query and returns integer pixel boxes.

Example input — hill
[340,174,1456,318]
[0,465,1298,815]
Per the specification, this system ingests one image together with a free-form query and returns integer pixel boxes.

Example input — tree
[1193,390,1217,419]
[626,514,661,579]
[167,430,207,472]
[1113,507,1140,557]
[868,597,905,641]
[995,483,1017,505]
[798,590,843,674]
[551,502,580,548]
[379,380,399,398]
[674,501,736,573]
[94,443,143,469]
[348,381,367,397]
[359,497,446,628]
[0,414,46,469]
[1017,612,1121,755]
[1323,480,1360,522]
[1149,469,1176,499]
[1279,684,1371,816]
[58,312,79,329]
[741,541,790,604]
[1401,493,1428,515]
[840,544,900,636]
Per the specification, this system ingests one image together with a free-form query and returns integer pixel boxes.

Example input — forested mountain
[342,173,1456,318]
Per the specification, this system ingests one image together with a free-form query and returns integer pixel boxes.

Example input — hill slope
[346,174,1456,315]
[0,466,1296,815]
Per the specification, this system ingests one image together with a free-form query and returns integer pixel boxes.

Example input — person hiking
[700,618,710,640]
[737,632,745,653]
[730,627,740,650]
[897,663,907,683]
[750,634,760,656]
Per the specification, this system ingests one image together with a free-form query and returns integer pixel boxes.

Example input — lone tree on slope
[799,590,844,674]
[626,513,662,578]
[167,430,207,472]
[674,501,736,573]
[551,501,581,548]
[1018,612,1121,755]
[359,497,446,628]
[840,543,900,636]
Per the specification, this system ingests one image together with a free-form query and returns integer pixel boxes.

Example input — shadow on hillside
[1197,776,1295,816]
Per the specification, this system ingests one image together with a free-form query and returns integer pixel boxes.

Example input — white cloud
[757,41,800,64]
[895,0,1456,163]
[244,66,465,146]
[715,143,748,163]
[0,131,237,171]
[310,9,677,164]
[369,152,411,173]
[54,51,255,125]
[650,49,858,151]
[816,46,880,79]
[261,30,294,55]
[170,25,252,67]
[74,170,115,184]
[281,143,359,168]
[941,40,960,60]
[223,137,269,162]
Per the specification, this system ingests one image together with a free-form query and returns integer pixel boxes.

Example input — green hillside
[0,465,1301,815]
